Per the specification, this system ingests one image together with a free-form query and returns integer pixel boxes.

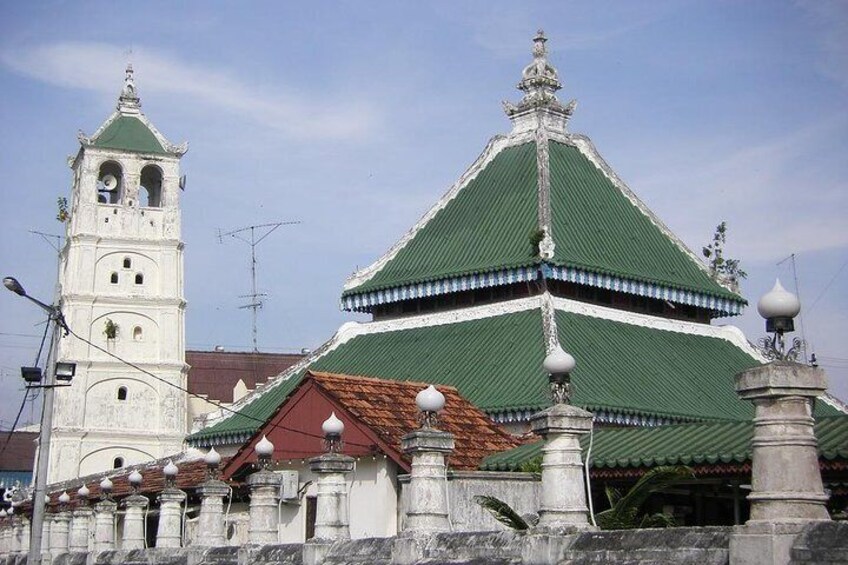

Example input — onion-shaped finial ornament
[757,279,801,320]
[416,385,445,428]
[756,279,806,361]
[204,447,221,467]
[322,412,345,436]
[322,412,345,453]
[99,476,113,499]
[255,435,274,469]
[128,470,143,492]
[77,484,90,500]
[163,460,179,477]
[0,509,6,518]
[58,491,71,505]
[543,343,576,375]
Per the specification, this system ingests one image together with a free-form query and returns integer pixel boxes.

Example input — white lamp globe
[322,412,345,436]
[543,343,576,375]
[416,385,445,413]
[757,279,801,320]
[255,435,274,457]
[44,495,51,504]
[0,509,6,517]
[163,460,179,478]
[128,470,143,486]
[204,447,221,466]
[77,484,90,499]
[99,476,113,492]
[58,491,71,505]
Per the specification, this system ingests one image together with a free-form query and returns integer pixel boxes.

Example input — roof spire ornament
[504,30,577,131]
[117,63,141,114]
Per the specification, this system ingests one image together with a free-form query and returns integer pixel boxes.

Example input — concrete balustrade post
[400,429,455,534]
[50,511,71,559]
[69,506,92,552]
[529,403,594,531]
[196,480,230,547]
[122,494,149,550]
[730,361,831,565]
[308,453,355,541]
[155,489,186,548]
[19,517,30,556]
[93,500,117,552]
[247,469,281,545]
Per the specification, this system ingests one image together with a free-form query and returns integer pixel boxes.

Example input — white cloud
[0,41,378,141]
[634,114,848,262]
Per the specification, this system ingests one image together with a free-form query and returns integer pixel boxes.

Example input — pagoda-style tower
[50,66,189,483]
[192,33,842,448]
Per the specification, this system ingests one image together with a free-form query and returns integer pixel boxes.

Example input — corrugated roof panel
[345,142,539,295]
[548,141,738,301]
[481,416,848,471]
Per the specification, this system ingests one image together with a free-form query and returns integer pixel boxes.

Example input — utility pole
[217,221,301,352]
[2,277,72,565]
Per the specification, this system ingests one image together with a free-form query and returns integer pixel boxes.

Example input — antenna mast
[777,253,809,363]
[217,221,301,352]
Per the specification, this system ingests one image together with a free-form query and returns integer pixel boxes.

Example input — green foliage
[529,229,545,257]
[702,221,747,286]
[519,456,542,474]
[473,495,530,530]
[56,197,70,223]
[594,465,694,530]
[104,318,119,340]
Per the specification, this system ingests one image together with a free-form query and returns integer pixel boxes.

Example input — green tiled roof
[343,138,743,309]
[548,141,737,301]
[189,304,795,445]
[347,142,539,294]
[481,415,848,471]
[92,115,167,155]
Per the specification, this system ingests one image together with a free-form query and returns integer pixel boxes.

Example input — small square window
[135,273,144,285]
[110,273,118,284]
[123,258,131,269]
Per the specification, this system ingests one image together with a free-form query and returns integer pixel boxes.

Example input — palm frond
[615,465,694,515]
[473,495,530,531]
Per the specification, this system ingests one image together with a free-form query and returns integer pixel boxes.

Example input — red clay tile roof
[309,372,523,471]
[0,432,37,471]
[187,350,304,403]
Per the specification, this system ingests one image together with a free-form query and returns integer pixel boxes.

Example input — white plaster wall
[275,457,399,543]
[51,141,187,484]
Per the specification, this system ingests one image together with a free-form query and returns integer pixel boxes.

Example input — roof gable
[221,372,522,477]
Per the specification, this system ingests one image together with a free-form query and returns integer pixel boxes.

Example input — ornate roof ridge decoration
[77,64,189,157]
[118,63,142,114]
[503,30,577,133]
[194,293,762,438]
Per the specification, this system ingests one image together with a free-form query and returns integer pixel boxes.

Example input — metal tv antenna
[217,221,301,352]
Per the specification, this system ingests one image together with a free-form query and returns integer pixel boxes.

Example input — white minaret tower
[49,66,189,483]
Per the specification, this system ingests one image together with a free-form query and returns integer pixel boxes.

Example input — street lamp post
[3,276,70,565]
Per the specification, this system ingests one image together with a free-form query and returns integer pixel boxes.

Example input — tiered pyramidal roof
[342,31,744,318]
[190,32,844,448]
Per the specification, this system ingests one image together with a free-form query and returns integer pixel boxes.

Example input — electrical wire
[63,326,375,448]
[585,419,596,528]
[0,319,52,458]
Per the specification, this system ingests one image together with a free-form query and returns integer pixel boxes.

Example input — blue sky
[1,1,846,427]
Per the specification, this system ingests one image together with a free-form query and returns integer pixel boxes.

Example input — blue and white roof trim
[341,262,745,317]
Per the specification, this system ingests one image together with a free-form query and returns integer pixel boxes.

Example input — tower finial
[503,31,576,129]
[118,63,141,113]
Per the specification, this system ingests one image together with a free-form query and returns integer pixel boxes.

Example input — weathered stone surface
[424,531,524,564]
[563,527,732,565]
[790,521,848,564]
[323,538,393,564]
[242,543,303,564]
[52,553,87,565]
